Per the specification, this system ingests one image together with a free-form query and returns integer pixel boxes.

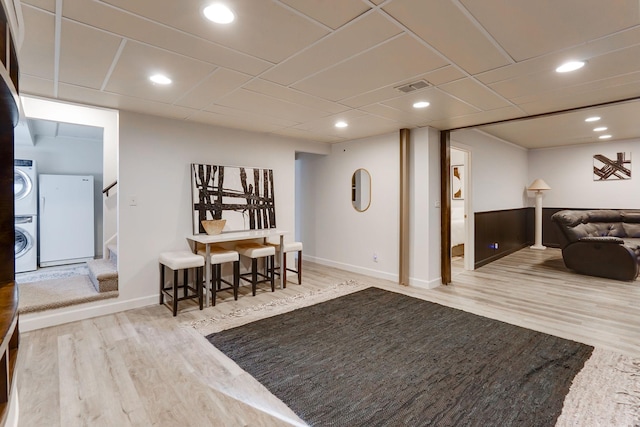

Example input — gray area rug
[18,274,118,314]
[207,287,593,426]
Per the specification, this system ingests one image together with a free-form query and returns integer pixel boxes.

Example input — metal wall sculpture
[593,152,631,181]
[191,163,276,234]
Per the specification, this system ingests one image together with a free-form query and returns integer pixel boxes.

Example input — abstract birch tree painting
[191,164,276,234]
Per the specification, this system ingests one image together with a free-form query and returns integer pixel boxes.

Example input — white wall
[298,133,400,281]
[117,111,304,303]
[528,138,640,209]
[451,129,530,212]
[14,136,104,256]
[298,128,441,287]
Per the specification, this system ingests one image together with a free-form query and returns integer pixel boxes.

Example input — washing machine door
[14,169,33,201]
[15,226,33,259]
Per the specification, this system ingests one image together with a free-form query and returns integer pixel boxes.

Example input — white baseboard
[306,255,443,290]
[305,255,398,282]
[409,276,442,289]
[20,294,158,332]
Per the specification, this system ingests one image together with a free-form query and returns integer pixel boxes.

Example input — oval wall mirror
[351,168,371,212]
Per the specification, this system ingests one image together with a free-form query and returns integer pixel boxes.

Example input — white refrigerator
[39,174,95,267]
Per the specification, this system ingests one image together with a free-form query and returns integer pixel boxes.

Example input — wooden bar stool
[235,243,275,296]
[159,251,204,316]
[197,245,240,306]
[267,241,303,287]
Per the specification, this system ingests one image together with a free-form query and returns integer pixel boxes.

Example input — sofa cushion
[623,223,640,237]
[586,210,625,223]
[622,211,640,223]
[565,223,595,240]
[595,222,626,237]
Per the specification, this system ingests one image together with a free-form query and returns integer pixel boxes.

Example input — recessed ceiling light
[555,61,585,73]
[335,121,348,128]
[204,3,235,24]
[149,74,172,85]
[585,116,600,122]
[593,127,608,132]
[598,134,612,139]
[413,101,430,109]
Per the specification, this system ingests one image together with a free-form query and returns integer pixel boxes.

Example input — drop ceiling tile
[293,109,369,132]
[20,74,55,98]
[481,101,640,149]
[517,80,640,116]
[187,109,295,133]
[261,11,401,86]
[21,0,55,12]
[477,27,640,85]
[428,105,524,130]
[460,0,640,61]
[511,70,640,106]
[113,97,195,120]
[62,0,271,76]
[359,103,426,127]
[57,83,122,109]
[271,127,343,143]
[383,0,510,74]
[439,78,511,110]
[490,44,640,101]
[290,109,405,141]
[59,20,123,90]
[279,0,371,29]
[100,0,329,63]
[103,41,216,103]
[324,114,405,141]
[59,83,195,120]
[479,111,597,149]
[20,6,55,80]
[203,103,299,128]
[212,89,331,123]
[381,88,481,121]
[422,66,466,86]
[58,82,197,121]
[292,35,448,101]
[340,66,464,108]
[244,79,349,114]
[174,68,252,110]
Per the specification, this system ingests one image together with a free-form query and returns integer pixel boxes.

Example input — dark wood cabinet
[0,1,20,424]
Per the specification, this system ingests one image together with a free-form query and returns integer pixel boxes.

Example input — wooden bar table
[187,229,287,306]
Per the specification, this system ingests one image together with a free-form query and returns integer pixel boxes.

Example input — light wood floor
[16,248,640,426]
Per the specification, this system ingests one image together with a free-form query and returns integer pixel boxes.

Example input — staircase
[87,244,118,292]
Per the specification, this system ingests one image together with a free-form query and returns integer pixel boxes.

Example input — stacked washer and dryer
[14,159,38,273]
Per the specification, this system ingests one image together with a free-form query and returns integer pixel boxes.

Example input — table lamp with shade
[528,178,551,250]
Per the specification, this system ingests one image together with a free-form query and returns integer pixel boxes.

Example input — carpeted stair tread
[19,275,118,314]
[87,258,118,292]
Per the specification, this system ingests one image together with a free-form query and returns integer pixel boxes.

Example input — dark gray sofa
[551,210,640,281]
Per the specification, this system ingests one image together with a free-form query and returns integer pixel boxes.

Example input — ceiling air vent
[395,80,429,93]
